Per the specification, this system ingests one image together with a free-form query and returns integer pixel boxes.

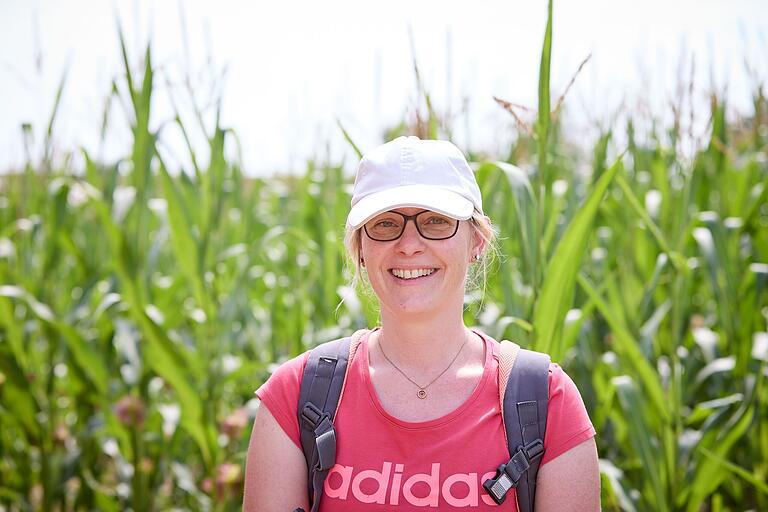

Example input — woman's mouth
[389,268,438,280]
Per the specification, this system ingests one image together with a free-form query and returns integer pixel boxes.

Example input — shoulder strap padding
[497,340,521,446]
[334,329,367,416]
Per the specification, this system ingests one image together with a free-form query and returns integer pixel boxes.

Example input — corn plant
[1,1,766,510]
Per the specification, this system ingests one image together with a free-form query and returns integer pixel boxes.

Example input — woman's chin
[391,303,434,318]
[382,294,448,320]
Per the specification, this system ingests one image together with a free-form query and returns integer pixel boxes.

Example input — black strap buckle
[314,428,337,471]
[483,463,517,505]
[523,439,544,461]
[302,402,337,472]
[483,439,545,505]
[301,402,325,428]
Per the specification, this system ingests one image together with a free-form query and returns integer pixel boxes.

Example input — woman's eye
[425,216,449,224]
[375,220,397,227]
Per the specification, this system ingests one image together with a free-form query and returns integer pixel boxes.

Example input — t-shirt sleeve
[540,363,596,466]
[255,352,309,450]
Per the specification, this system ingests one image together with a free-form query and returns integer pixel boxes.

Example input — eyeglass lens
[364,211,459,241]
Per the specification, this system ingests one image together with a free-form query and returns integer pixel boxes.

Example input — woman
[244,136,600,511]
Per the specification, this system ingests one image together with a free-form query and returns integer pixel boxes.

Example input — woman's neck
[375,305,474,372]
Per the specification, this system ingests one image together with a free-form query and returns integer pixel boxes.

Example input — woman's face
[360,207,482,319]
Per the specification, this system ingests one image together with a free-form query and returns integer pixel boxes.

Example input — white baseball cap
[346,136,483,229]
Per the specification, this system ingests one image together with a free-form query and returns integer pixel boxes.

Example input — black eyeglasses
[363,210,460,241]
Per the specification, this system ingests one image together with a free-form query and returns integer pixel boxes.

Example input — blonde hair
[342,211,498,295]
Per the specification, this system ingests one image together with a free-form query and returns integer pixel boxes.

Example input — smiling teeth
[392,268,435,279]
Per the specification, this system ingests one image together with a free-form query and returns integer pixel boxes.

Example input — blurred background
[2,0,767,175]
[0,0,767,510]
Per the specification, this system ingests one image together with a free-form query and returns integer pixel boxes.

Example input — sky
[1,0,766,176]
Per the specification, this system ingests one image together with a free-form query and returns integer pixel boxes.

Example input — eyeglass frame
[362,209,461,241]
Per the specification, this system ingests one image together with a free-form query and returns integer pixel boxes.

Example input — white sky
[1,0,766,176]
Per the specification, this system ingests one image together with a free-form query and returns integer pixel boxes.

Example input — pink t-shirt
[256,331,595,510]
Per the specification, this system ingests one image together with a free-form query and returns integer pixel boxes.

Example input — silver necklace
[377,333,468,399]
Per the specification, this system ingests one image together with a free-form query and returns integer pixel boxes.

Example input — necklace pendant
[417,389,427,399]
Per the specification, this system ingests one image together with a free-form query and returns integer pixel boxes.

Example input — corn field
[1,2,767,510]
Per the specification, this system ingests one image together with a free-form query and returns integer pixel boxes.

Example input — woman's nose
[395,220,425,254]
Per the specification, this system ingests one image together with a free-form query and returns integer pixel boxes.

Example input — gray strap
[483,348,550,507]
[504,348,550,512]
[297,337,351,512]
[310,416,336,512]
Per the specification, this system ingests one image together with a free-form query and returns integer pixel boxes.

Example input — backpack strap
[484,342,550,511]
[497,340,521,445]
[297,330,367,512]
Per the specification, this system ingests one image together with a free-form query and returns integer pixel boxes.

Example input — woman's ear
[470,215,491,260]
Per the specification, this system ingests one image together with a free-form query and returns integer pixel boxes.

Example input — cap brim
[347,185,475,229]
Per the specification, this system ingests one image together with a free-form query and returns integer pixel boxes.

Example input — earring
[474,254,481,262]
[360,257,365,267]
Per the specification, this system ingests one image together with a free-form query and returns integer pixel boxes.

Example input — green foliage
[0,4,767,511]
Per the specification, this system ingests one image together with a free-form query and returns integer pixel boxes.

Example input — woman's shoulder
[255,351,310,417]
[542,361,596,465]
[260,329,372,391]
[253,349,314,450]
[479,333,574,385]
[255,331,371,449]
[264,350,311,386]
[545,362,584,402]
